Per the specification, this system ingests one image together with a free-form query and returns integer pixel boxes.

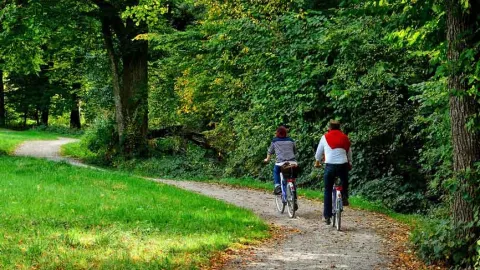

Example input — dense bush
[412,218,479,268]
[33,125,84,136]
[114,148,223,180]
[81,115,118,165]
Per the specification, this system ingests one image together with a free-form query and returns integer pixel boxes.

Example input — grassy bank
[0,130,269,269]
[0,157,269,269]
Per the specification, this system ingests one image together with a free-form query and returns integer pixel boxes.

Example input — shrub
[412,219,479,268]
[33,125,84,136]
[357,175,427,213]
[114,142,223,180]
[150,136,183,155]
[81,115,118,165]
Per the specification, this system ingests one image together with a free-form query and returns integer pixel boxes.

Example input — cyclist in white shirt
[314,120,352,225]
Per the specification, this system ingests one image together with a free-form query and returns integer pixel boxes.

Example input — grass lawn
[0,157,269,269]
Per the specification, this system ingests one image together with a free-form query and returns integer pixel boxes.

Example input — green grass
[0,129,60,154]
[61,139,97,161]
[0,157,269,269]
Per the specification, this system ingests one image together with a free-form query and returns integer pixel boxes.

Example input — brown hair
[276,126,287,138]
[329,120,341,130]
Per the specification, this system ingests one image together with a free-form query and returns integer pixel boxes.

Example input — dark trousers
[323,163,349,219]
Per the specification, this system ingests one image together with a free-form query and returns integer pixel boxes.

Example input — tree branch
[90,0,127,42]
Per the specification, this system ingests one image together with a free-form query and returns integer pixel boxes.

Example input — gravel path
[14,139,394,270]
[156,180,391,270]
[14,137,86,167]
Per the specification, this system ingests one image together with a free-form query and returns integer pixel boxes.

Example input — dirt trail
[157,179,391,270]
[15,138,80,162]
[14,139,397,269]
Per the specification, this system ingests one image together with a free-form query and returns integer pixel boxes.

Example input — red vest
[325,130,350,152]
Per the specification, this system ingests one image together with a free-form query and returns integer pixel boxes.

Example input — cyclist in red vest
[314,120,352,225]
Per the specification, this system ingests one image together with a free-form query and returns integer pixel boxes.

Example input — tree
[89,0,149,155]
[445,0,480,265]
[0,70,4,127]
[70,85,81,129]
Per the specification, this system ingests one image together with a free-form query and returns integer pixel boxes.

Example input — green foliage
[81,115,119,165]
[0,3,45,73]
[33,125,84,137]
[150,136,183,154]
[357,176,428,213]
[61,141,97,162]
[412,167,480,268]
[147,2,443,212]
[412,218,479,268]
[476,240,480,269]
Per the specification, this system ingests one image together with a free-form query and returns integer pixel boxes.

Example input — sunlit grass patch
[0,157,269,269]
[61,140,97,161]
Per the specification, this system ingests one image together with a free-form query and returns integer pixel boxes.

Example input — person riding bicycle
[264,125,297,195]
[314,120,352,225]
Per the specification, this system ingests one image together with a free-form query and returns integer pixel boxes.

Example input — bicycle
[274,162,299,218]
[331,178,343,231]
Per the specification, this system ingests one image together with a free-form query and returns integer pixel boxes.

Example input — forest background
[1,0,479,268]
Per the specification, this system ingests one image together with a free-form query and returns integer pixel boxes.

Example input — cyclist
[314,120,352,225]
[264,125,297,195]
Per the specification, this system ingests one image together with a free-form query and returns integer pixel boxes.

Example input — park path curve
[13,138,404,270]
[14,137,86,167]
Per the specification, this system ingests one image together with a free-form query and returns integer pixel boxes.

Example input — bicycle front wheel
[286,186,296,218]
[275,193,285,213]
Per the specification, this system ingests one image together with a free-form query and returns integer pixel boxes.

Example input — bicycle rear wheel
[332,190,337,227]
[286,186,296,218]
[335,197,342,231]
[275,193,285,213]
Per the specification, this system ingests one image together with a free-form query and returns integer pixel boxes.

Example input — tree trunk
[100,8,148,156]
[119,40,148,154]
[70,92,81,129]
[35,109,39,125]
[101,18,124,136]
[0,70,5,127]
[446,0,480,225]
[41,107,49,126]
